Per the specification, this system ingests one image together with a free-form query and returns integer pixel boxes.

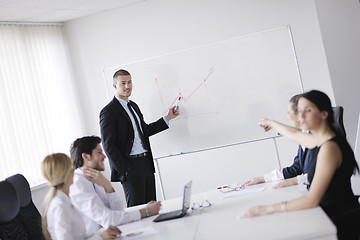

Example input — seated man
[243,146,318,188]
[69,136,161,235]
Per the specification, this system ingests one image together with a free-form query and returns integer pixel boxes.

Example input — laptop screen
[182,181,192,213]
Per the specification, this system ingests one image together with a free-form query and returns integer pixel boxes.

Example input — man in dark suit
[100,69,179,207]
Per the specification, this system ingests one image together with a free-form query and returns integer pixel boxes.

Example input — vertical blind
[0,24,83,186]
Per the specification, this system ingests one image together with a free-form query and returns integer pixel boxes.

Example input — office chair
[332,106,346,138]
[0,180,31,239]
[6,174,45,240]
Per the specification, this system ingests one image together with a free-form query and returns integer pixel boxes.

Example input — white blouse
[47,190,102,240]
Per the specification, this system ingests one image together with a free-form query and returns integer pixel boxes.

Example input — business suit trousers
[122,155,156,207]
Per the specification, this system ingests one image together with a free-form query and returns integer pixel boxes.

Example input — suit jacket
[282,146,319,179]
[99,97,169,182]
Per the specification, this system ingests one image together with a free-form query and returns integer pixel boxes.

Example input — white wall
[315,0,360,148]
[28,0,357,202]
[31,183,50,213]
[60,0,334,200]
[63,0,334,136]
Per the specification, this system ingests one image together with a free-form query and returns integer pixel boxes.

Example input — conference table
[119,182,337,239]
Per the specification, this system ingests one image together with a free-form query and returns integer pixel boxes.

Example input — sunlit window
[0,24,84,186]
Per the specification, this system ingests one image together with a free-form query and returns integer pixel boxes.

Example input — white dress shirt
[70,168,140,235]
[115,96,169,155]
[264,145,309,185]
[47,190,102,240]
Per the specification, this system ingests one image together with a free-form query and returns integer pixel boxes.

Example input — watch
[145,207,151,217]
[281,201,288,212]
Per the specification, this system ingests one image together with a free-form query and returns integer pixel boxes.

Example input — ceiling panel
[0,0,148,23]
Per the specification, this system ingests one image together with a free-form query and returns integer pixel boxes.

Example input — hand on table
[101,225,121,240]
[273,177,298,189]
[244,205,273,218]
[243,176,265,186]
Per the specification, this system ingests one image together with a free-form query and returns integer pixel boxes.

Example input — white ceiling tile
[3,0,58,8]
[37,0,91,10]
[71,0,146,10]
[0,0,19,7]
[0,7,24,17]
[2,8,52,21]
[0,0,150,22]
[26,9,97,22]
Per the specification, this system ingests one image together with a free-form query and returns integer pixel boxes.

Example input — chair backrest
[0,181,19,223]
[332,106,346,138]
[6,174,45,240]
[0,180,31,240]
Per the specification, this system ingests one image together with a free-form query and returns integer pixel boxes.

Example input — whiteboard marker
[175,96,181,110]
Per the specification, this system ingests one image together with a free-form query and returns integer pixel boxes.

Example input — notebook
[153,181,192,222]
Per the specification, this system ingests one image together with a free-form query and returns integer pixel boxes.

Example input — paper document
[223,186,266,198]
[120,226,157,239]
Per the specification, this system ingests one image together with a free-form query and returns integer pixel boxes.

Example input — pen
[174,96,181,110]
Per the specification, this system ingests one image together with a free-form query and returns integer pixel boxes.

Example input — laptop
[153,181,192,222]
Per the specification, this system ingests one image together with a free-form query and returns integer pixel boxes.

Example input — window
[0,24,83,186]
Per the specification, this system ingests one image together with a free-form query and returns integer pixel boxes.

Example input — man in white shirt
[69,136,161,235]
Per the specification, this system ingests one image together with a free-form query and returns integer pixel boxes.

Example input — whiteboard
[103,27,303,158]
[156,138,279,199]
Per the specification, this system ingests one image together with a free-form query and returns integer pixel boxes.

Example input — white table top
[120,183,337,240]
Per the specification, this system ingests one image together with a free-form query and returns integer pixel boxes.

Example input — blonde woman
[41,153,121,240]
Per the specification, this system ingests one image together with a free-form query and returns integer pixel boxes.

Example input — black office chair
[332,106,346,138]
[0,180,31,240]
[6,174,45,240]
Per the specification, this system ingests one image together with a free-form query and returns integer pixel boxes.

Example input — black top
[307,136,359,220]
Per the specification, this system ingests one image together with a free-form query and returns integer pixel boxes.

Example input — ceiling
[0,0,146,23]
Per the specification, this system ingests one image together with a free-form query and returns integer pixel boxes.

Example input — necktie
[127,102,149,150]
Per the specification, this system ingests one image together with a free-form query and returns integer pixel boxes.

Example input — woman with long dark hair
[245,90,359,239]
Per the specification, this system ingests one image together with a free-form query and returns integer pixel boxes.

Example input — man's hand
[140,201,161,218]
[100,225,121,240]
[147,200,161,215]
[273,177,298,189]
[243,176,265,186]
[165,106,180,122]
[83,167,114,193]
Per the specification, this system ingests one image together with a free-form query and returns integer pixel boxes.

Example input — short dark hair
[70,136,101,169]
[113,69,131,83]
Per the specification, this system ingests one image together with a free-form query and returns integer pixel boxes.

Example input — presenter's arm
[244,141,341,217]
[132,102,178,136]
[259,118,317,149]
[100,107,127,175]
[165,106,180,122]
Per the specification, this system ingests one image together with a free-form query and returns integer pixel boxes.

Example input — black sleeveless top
[307,136,359,220]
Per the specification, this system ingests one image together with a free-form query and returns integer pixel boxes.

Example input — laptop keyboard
[154,209,183,221]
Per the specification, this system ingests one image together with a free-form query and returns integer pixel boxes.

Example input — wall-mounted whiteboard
[103,26,303,158]
[156,138,280,199]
